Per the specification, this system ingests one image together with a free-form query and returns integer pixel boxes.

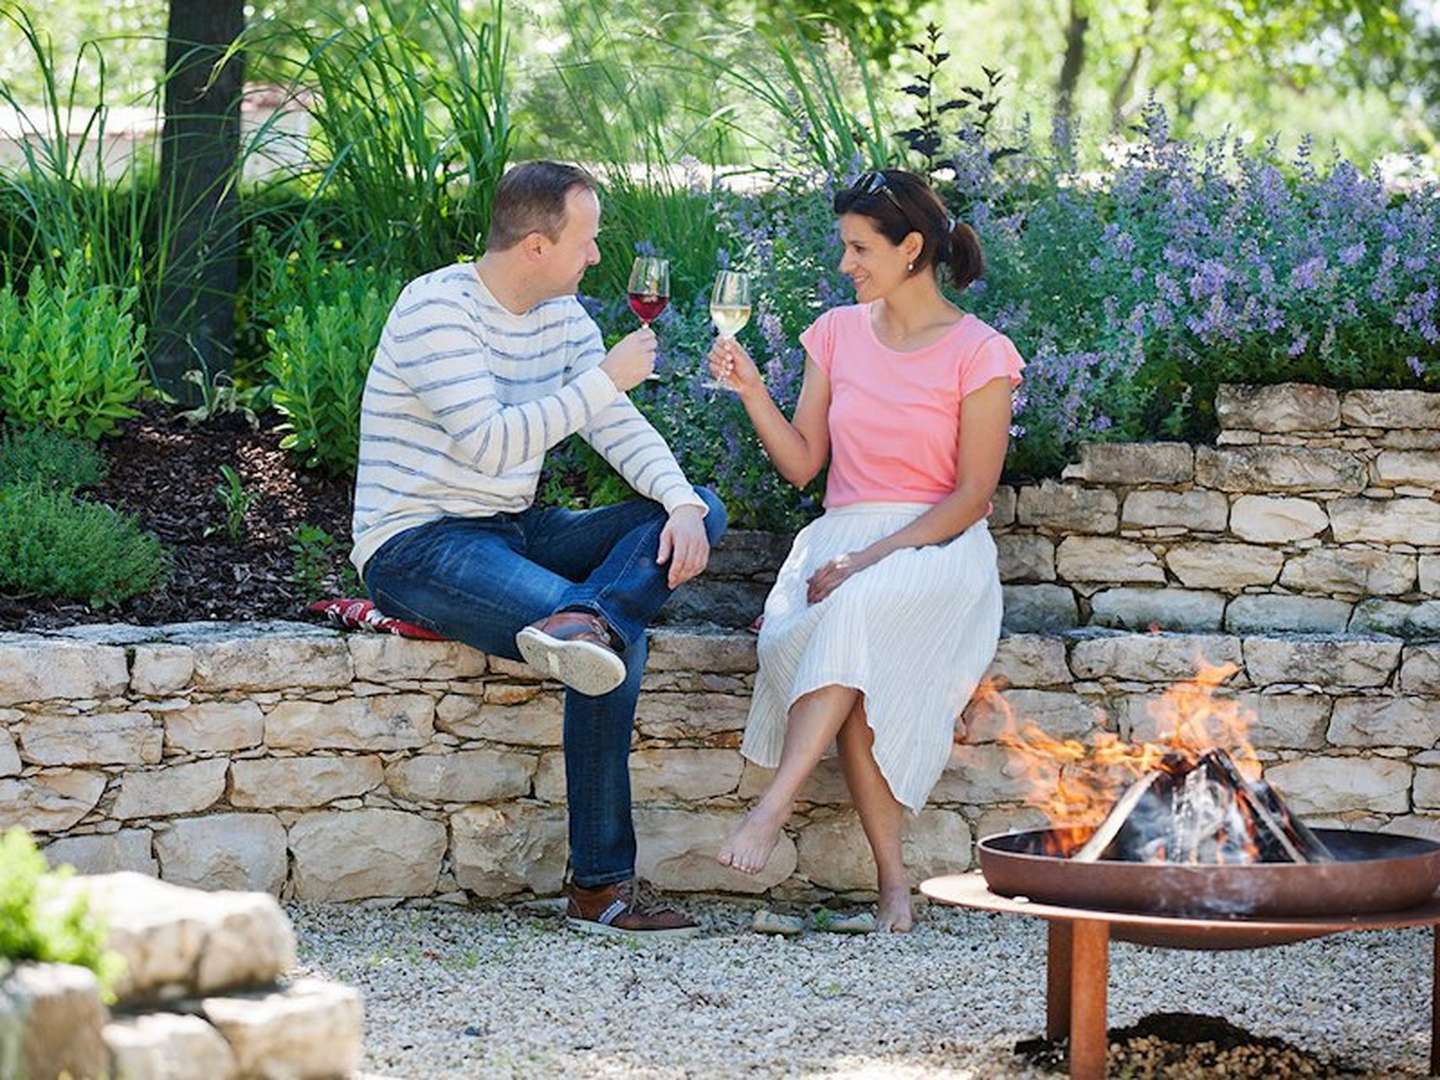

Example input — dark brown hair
[485,160,599,251]
[832,169,984,292]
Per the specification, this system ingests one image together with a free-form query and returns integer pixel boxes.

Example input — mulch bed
[0,402,354,632]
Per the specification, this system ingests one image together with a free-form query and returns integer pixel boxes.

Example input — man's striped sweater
[350,262,704,575]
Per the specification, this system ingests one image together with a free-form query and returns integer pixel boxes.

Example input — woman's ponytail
[945,219,985,294]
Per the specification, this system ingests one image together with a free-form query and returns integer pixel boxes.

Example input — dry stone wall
[4,619,1437,902]
[993,383,1440,637]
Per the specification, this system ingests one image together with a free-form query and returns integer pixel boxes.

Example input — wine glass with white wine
[703,270,752,391]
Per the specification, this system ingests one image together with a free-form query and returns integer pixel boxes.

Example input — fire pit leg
[1046,920,1073,1040]
[1068,919,1110,1080]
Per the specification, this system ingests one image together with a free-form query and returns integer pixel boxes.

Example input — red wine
[628,292,669,323]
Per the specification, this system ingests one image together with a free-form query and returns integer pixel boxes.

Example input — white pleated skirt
[741,502,1003,813]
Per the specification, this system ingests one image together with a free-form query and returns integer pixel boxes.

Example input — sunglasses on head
[855,171,911,220]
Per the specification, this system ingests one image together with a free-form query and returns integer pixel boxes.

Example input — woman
[710,169,1023,932]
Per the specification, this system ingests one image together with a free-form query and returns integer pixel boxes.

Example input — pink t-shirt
[799,303,1024,509]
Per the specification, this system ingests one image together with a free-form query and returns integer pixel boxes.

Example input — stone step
[0,961,108,1080]
[53,873,297,1007]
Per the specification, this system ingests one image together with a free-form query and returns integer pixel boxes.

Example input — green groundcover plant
[0,426,106,493]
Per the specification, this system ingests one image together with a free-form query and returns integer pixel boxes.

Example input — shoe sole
[515,627,626,696]
[566,917,702,940]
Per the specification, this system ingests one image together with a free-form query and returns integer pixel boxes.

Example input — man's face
[537,186,602,296]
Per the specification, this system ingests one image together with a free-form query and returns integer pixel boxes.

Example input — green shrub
[0,427,107,493]
[0,256,147,440]
[290,522,362,600]
[0,485,169,607]
[267,288,392,475]
[0,828,122,996]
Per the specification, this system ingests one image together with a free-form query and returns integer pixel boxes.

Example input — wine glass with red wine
[627,256,669,381]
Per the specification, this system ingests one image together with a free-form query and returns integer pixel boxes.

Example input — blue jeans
[363,487,727,888]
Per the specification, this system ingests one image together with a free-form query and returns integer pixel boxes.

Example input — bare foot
[876,885,913,933]
[717,807,787,875]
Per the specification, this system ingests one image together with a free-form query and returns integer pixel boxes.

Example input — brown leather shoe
[515,610,626,696]
[566,878,700,940]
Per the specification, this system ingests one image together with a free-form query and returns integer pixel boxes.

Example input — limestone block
[989,485,1017,528]
[976,805,1051,840]
[0,637,128,705]
[704,529,792,577]
[1341,388,1440,429]
[230,755,384,809]
[1055,537,1164,583]
[796,808,972,890]
[1089,588,1225,631]
[1372,450,1440,488]
[1000,585,1079,632]
[1280,549,1415,597]
[155,814,288,895]
[450,803,568,896]
[995,534,1056,582]
[1118,693,1330,750]
[1422,556,1440,595]
[1244,637,1401,688]
[384,749,535,803]
[648,630,758,673]
[634,807,796,894]
[1264,756,1412,815]
[347,635,486,681]
[104,1012,238,1080]
[1070,633,1243,681]
[1225,595,1353,635]
[0,732,16,777]
[1215,383,1340,433]
[1121,489,1229,530]
[19,711,161,766]
[44,829,157,877]
[289,809,447,900]
[1416,768,1440,809]
[0,769,106,832]
[963,689,1099,743]
[190,634,352,692]
[532,753,565,802]
[114,760,229,820]
[627,748,744,801]
[987,635,1071,689]
[264,694,435,751]
[1382,815,1440,842]
[1349,600,1440,639]
[1400,645,1440,694]
[1329,497,1440,545]
[1328,697,1435,748]
[737,757,851,804]
[199,979,362,1080]
[0,962,108,1080]
[1072,442,1194,484]
[930,743,1036,803]
[1195,446,1365,494]
[634,692,751,739]
[1228,495,1329,543]
[435,693,563,746]
[131,644,196,695]
[163,702,265,753]
[1165,543,1284,589]
[58,872,296,1002]
[1016,481,1119,533]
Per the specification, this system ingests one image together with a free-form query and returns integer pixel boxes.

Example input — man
[351,161,726,938]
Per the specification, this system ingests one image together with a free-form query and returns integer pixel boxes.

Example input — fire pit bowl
[979,827,1440,920]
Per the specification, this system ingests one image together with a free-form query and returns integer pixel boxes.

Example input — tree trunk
[1055,0,1089,141]
[1110,0,1161,132]
[153,0,246,401]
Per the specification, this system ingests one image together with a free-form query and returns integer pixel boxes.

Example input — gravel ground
[287,891,1434,1079]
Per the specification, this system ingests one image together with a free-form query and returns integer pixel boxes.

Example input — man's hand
[600,327,657,391]
[657,505,710,589]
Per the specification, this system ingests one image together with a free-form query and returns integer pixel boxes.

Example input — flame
[991,660,1262,858]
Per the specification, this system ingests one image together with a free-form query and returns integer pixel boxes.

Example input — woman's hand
[806,549,882,604]
[707,336,764,397]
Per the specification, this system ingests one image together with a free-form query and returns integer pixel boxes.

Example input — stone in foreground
[200,978,363,1080]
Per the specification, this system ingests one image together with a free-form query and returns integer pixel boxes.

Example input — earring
[907,261,914,272]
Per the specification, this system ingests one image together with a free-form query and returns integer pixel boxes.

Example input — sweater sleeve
[567,319,708,515]
[381,287,620,475]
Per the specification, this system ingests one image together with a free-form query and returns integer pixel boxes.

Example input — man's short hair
[485,161,598,251]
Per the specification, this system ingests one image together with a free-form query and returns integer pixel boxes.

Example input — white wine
[710,303,752,337]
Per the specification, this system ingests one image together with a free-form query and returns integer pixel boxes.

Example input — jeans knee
[694,486,728,544]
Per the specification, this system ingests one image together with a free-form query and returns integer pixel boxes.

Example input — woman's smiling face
[837,212,917,303]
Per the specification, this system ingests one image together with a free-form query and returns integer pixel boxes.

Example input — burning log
[1073,749,1332,866]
